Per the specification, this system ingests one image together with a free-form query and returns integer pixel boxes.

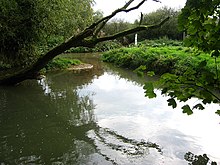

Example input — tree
[93,10,104,22]
[145,0,220,115]
[0,0,94,68]
[103,19,134,45]
[0,0,169,85]
[134,7,182,40]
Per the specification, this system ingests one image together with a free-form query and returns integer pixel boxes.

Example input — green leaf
[144,82,157,98]
[147,71,155,77]
[215,110,220,116]
[182,105,193,115]
[200,90,213,104]
[193,103,205,110]
[202,98,212,104]
[211,50,220,57]
[198,60,207,68]
[134,65,147,77]
[161,88,168,95]
[136,71,144,77]
[167,98,177,109]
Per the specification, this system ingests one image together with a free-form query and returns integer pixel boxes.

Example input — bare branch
[96,17,169,43]
[90,0,163,37]
[139,12,144,26]
[123,0,135,9]
[90,0,148,37]
[88,0,148,31]
[120,0,146,13]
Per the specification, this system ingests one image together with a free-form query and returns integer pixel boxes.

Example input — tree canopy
[135,7,182,40]
[178,0,220,54]
[0,0,94,67]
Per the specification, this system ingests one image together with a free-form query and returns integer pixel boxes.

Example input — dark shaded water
[0,53,219,165]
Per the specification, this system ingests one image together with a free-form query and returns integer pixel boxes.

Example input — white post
[135,33,138,46]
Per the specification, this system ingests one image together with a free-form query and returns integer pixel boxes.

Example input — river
[0,53,219,165]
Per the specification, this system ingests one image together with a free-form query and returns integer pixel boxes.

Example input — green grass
[44,57,81,71]
[102,45,220,77]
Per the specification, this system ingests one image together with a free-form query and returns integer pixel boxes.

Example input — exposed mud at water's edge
[67,63,93,71]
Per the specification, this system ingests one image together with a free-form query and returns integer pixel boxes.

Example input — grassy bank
[102,45,220,76]
[41,57,82,73]
[102,42,220,115]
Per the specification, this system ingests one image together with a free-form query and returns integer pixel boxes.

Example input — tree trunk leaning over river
[0,0,169,85]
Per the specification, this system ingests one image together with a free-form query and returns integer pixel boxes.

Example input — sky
[93,0,187,22]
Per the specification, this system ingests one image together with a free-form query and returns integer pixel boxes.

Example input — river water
[0,53,220,165]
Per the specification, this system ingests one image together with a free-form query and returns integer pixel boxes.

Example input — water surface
[0,53,219,165]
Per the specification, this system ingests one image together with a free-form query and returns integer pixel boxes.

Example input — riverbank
[102,44,220,116]
[41,57,93,73]
[102,45,220,76]
[1,53,219,164]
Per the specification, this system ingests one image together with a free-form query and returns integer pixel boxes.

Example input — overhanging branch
[95,17,169,43]
[89,0,161,33]
[91,0,162,37]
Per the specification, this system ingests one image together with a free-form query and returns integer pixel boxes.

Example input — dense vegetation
[0,0,94,68]
[43,58,81,72]
[98,7,182,45]
[134,7,182,41]
[102,39,220,115]
[162,0,220,115]
[102,40,219,77]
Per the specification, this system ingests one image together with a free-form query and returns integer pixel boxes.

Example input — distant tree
[103,19,134,45]
[135,7,182,40]
[93,10,104,22]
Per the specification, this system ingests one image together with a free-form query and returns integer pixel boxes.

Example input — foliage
[0,0,171,85]
[134,7,182,40]
[102,43,219,75]
[0,0,43,66]
[0,0,94,67]
[66,40,122,53]
[184,152,217,165]
[44,57,81,71]
[93,10,104,22]
[44,57,81,72]
[156,70,220,115]
[115,0,220,116]
[102,42,220,115]
[148,0,220,115]
[178,0,220,53]
[103,19,134,45]
[0,62,11,71]
[138,37,182,47]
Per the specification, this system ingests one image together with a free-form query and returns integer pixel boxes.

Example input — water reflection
[0,53,220,165]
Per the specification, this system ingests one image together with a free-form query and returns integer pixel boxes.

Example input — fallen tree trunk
[0,0,169,85]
